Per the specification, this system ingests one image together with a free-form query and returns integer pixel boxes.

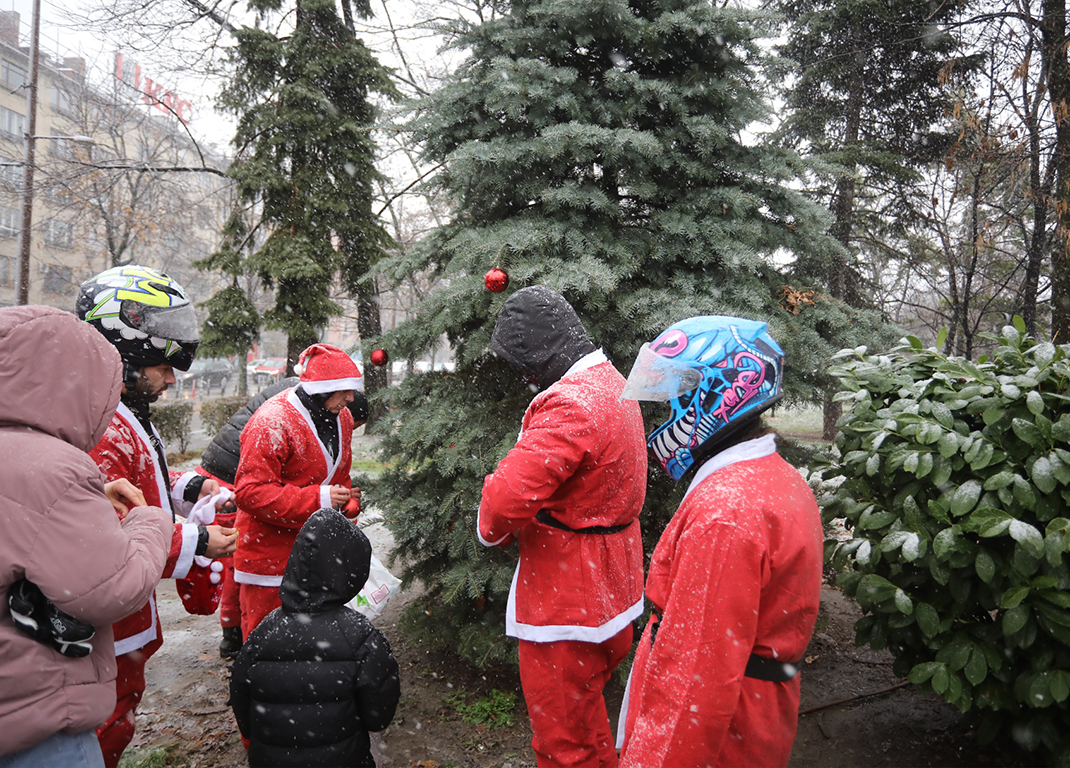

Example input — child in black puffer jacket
[229,509,400,767]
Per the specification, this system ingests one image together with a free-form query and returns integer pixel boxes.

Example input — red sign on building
[114,53,193,125]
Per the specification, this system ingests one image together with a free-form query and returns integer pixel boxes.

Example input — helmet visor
[121,300,199,344]
[620,343,703,402]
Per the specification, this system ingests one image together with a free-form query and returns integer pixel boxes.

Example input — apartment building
[0,10,232,310]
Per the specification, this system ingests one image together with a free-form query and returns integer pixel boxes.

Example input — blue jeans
[0,731,105,768]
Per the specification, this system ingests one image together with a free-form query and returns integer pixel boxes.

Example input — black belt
[648,608,800,682]
[535,509,633,535]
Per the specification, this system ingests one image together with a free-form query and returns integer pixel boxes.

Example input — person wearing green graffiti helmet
[77,264,237,768]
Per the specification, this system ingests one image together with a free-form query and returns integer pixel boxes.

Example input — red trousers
[219,559,241,628]
[96,638,159,768]
[518,625,633,768]
[239,583,282,640]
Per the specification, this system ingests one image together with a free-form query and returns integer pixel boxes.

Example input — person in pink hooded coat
[478,286,647,768]
[617,315,823,768]
[76,265,238,767]
[0,306,172,768]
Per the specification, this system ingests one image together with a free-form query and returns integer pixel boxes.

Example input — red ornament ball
[484,267,509,293]
[370,349,389,367]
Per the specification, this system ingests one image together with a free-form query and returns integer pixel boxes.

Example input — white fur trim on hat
[297,343,363,394]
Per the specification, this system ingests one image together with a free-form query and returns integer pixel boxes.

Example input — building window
[0,156,20,189]
[0,206,17,237]
[48,130,74,159]
[44,219,74,249]
[0,107,24,139]
[0,255,10,285]
[42,263,73,294]
[1,60,26,91]
[50,85,76,117]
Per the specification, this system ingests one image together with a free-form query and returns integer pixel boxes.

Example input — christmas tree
[218,0,397,366]
[371,0,888,666]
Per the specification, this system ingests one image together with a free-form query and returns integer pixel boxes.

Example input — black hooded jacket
[229,510,400,768]
[491,285,596,391]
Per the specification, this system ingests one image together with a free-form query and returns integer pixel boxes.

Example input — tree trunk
[822,29,864,441]
[286,333,316,378]
[1043,0,1070,341]
[355,277,389,432]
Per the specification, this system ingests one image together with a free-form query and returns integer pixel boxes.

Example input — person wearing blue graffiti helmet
[617,315,823,768]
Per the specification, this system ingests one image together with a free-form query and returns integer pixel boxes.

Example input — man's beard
[130,373,166,403]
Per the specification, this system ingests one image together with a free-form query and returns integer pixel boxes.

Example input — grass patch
[444,688,517,729]
[117,745,173,768]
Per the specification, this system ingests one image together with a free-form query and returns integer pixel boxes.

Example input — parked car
[178,358,233,395]
[246,357,267,377]
[252,357,288,386]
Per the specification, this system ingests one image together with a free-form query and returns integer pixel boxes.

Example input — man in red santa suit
[478,286,647,768]
[194,375,370,657]
[616,315,823,768]
[233,343,363,638]
[76,265,239,768]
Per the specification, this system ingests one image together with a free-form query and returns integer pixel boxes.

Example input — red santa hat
[293,343,363,394]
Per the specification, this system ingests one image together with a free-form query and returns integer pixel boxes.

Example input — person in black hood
[478,286,648,767]
[229,509,400,768]
[490,284,598,392]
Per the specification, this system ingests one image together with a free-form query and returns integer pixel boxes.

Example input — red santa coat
[233,388,353,586]
[89,401,203,656]
[619,434,823,768]
[478,356,647,642]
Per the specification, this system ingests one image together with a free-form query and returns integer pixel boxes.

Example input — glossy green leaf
[951,481,983,516]
[1001,586,1030,609]
[1003,604,1030,635]
[1030,457,1057,495]
[1013,418,1046,449]
[975,550,996,583]
[916,602,939,638]
[909,661,942,685]
[1050,671,1070,703]
[983,471,1016,491]
[1010,520,1044,554]
[964,648,987,685]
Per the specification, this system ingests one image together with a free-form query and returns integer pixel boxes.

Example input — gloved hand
[8,579,95,658]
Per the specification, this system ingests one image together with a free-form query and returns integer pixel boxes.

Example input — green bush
[199,396,247,439]
[151,401,194,453]
[817,320,1070,766]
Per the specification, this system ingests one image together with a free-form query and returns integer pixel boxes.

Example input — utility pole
[14,0,40,305]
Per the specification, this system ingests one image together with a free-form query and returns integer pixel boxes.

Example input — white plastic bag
[347,554,400,621]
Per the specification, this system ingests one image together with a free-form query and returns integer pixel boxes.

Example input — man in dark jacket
[478,286,647,768]
[230,508,399,768]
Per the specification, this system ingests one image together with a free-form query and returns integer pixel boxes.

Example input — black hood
[279,509,372,614]
[491,285,596,391]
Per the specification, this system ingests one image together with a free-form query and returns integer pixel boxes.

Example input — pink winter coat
[619,435,823,768]
[0,306,171,756]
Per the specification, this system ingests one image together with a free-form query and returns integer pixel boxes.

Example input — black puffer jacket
[229,510,400,767]
[201,378,298,484]
[490,285,596,391]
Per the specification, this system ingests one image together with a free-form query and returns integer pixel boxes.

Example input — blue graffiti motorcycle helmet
[621,315,784,480]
